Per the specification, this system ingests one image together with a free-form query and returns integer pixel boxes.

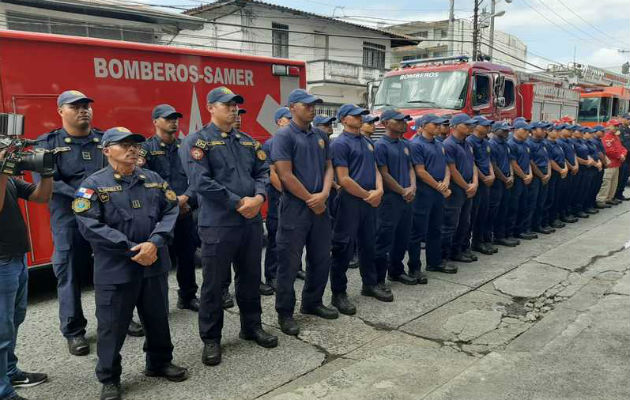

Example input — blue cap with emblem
[593,125,605,131]
[491,121,510,132]
[313,115,336,125]
[287,89,323,105]
[472,115,494,126]
[207,86,244,104]
[274,107,292,122]
[513,120,532,131]
[416,113,447,127]
[450,113,477,126]
[102,127,146,147]
[362,115,380,124]
[57,90,94,107]
[380,109,412,122]
[337,104,369,120]
[152,104,183,120]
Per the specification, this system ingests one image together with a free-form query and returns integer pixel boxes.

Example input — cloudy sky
[144,0,630,72]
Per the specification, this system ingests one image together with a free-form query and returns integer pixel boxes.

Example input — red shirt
[603,131,627,168]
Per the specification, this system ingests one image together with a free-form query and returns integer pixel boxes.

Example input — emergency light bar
[272,64,300,77]
[400,55,469,68]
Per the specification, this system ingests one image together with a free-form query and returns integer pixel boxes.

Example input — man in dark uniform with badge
[614,113,630,201]
[137,104,199,311]
[544,124,569,229]
[180,87,277,367]
[373,109,417,287]
[74,127,188,400]
[488,122,519,247]
[442,113,478,264]
[36,90,105,356]
[408,113,455,276]
[330,103,388,313]
[272,90,339,336]
[556,125,580,222]
[571,126,596,218]
[526,122,554,235]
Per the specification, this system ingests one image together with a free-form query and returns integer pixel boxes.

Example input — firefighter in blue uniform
[556,125,579,222]
[467,115,497,255]
[584,127,605,211]
[137,104,199,311]
[527,122,554,234]
[179,87,277,367]
[408,113,456,275]
[74,127,188,400]
[330,103,388,314]
[614,113,630,201]
[260,107,292,294]
[571,126,596,218]
[272,90,339,336]
[36,90,105,356]
[442,113,478,264]
[544,124,569,229]
[506,121,537,240]
[488,122,519,247]
[373,109,417,286]
[312,115,339,217]
[591,125,611,209]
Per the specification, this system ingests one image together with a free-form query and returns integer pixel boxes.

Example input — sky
[139,0,630,73]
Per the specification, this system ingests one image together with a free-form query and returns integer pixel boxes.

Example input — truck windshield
[579,97,611,122]
[374,71,468,110]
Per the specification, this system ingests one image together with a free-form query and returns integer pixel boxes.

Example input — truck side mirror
[495,96,506,108]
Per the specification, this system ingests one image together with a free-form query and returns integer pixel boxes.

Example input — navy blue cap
[553,123,566,130]
[513,121,532,131]
[593,125,605,131]
[274,107,292,122]
[57,90,93,107]
[450,113,477,126]
[530,121,548,129]
[472,115,493,126]
[207,86,244,104]
[380,109,412,122]
[513,117,527,124]
[102,127,145,147]
[416,113,447,127]
[313,115,336,125]
[491,121,510,132]
[288,89,323,105]
[152,104,182,120]
[362,115,380,124]
[337,104,369,120]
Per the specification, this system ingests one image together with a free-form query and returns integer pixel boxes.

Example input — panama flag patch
[76,187,95,199]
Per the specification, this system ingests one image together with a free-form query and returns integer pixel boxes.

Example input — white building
[177,0,417,114]
[388,19,527,70]
[0,0,204,44]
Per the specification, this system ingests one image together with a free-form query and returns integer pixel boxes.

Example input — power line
[556,0,624,43]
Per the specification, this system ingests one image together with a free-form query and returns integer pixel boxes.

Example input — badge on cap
[72,198,91,213]
[70,90,85,96]
[165,189,177,202]
[256,150,267,161]
[191,147,205,161]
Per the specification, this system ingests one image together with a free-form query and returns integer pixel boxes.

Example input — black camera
[0,113,53,176]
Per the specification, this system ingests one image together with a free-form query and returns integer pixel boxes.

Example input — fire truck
[577,86,630,126]
[367,55,580,137]
[0,30,306,269]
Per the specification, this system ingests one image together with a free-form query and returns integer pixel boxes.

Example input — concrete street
[15,197,630,400]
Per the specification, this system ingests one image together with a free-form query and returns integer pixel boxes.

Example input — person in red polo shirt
[597,121,627,205]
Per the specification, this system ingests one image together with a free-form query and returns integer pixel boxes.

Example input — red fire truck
[368,55,579,136]
[0,30,305,269]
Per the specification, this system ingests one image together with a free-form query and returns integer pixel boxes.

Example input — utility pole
[488,0,496,61]
[449,0,455,55]
[472,0,479,61]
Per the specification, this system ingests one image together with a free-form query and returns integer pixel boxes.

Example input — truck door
[471,72,493,117]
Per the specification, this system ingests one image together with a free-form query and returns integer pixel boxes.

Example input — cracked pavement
[15,196,630,400]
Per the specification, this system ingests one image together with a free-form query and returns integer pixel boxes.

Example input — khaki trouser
[597,167,619,203]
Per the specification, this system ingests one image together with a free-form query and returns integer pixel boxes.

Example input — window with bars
[272,23,289,58]
[363,42,386,70]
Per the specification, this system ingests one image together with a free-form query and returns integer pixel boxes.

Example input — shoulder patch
[240,141,255,147]
[165,189,177,202]
[150,150,166,156]
[191,147,205,161]
[256,149,267,161]
[209,141,226,146]
[72,198,91,213]
[75,187,95,200]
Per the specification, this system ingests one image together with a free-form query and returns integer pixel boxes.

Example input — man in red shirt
[597,121,627,205]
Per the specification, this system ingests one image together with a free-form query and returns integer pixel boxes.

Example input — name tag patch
[97,185,123,193]
[82,152,92,160]
[131,200,142,209]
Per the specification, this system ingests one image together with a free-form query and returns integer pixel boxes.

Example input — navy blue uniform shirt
[547,140,566,168]
[507,137,531,174]
[557,138,576,166]
[139,135,193,199]
[331,131,377,190]
[271,121,330,196]
[74,166,179,284]
[571,138,591,160]
[443,135,474,182]
[489,136,511,177]
[526,138,549,174]
[410,134,447,181]
[587,137,604,160]
[179,123,269,227]
[466,134,491,175]
[374,135,412,191]
[37,128,106,225]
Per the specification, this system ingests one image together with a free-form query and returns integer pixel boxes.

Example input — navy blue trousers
[530,177,547,231]
[470,183,490,245]
[375,192,412,282]
[408,183,444,270]
[170,213,198,301]
[330,192,378,293]
[275,196,332,317]
[488,179,511,240]
[442,185,472,259]
[507,177,534,236]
